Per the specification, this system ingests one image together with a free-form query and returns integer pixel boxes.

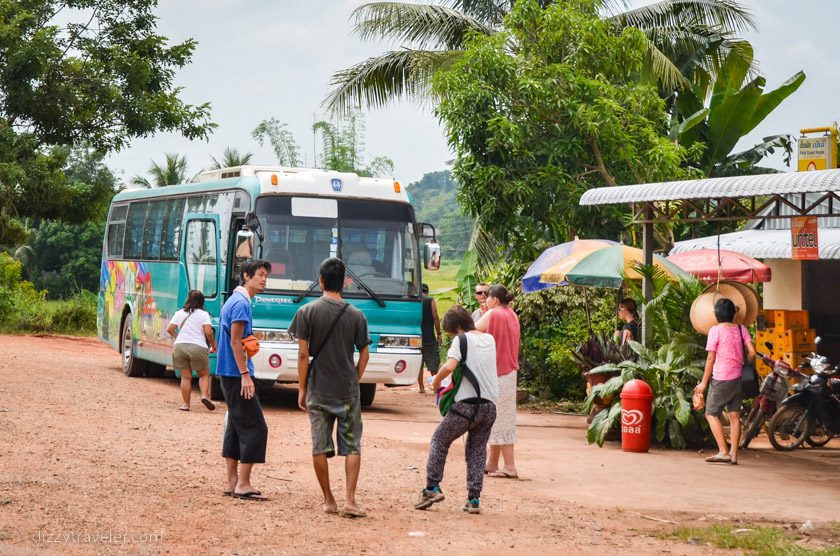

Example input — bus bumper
[251,345,422,386]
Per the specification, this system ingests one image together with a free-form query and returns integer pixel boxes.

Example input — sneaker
[414,486,445,510]
[463,498,481,514]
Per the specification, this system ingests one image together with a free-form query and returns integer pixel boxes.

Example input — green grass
[663,524,840,555]
[424,261,460,314]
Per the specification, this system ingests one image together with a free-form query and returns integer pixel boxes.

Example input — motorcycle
[739,345,808,449]
[766,342,840,451]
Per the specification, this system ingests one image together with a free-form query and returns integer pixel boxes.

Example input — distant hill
[408,170,473,259]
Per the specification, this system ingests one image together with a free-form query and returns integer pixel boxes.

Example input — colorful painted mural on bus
[98,260,172,350]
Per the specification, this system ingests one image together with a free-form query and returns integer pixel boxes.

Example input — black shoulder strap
[457,333,481,399]
[309,303,351,366]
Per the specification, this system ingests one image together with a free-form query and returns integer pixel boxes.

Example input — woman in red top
[476,284,521,478]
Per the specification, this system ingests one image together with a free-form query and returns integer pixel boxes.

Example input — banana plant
[670,43,805,176]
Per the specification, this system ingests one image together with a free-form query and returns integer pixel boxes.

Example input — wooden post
[642,203,654,346]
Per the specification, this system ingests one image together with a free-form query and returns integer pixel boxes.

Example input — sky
[107,0,840,187]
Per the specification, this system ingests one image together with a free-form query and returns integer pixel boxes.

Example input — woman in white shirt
[415,306,498,515]
[167,290,217,411]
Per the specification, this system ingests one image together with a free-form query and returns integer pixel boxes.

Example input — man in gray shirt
[290,257,370,517]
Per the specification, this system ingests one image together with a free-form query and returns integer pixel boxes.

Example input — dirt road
[0,335,837,555]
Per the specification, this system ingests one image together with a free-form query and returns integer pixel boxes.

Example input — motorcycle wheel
[740,406,767,449]
[768,405,811,451]
[805,423,832,447]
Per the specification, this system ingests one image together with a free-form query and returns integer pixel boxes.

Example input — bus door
[180,214,222,318]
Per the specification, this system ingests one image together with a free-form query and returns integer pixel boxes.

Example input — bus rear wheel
[360,383,376,407]
[121,314,147,378]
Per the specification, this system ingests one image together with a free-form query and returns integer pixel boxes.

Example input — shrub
[585,339,710,449]
[0,253,97,334]
[47,290,97,334]
[0,252,49,332]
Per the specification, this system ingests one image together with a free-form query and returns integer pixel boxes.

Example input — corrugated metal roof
[670,228,840,259]
[580,169,840,206]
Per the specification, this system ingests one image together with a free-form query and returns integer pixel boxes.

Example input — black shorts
[421,342,440,374]
[220,376,268,464]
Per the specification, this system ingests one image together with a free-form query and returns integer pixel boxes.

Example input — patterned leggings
[426,400,496,500]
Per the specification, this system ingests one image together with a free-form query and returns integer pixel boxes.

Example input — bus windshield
[255,196,419,297]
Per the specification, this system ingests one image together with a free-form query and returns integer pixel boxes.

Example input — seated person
[346,248,378,277]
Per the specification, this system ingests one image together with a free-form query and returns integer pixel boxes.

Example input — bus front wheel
[121,314,147,378]
[360,383,376,407]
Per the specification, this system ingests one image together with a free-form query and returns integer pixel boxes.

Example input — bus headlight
[253,329,295,343]
[378,335,422,349]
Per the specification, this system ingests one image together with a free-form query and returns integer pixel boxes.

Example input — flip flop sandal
[341,508,368,518]
[487,471,519,479]
[704,454,731,463]
[232,491,268,501]
[201,398,216,411]
[224,490,260,497]
[324,505,340,515]
[178,406,190,411]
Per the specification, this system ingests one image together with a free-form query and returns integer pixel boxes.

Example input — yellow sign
[798,126,837,171]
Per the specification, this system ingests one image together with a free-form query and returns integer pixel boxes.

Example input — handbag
[437,333,481,417]
[739,325,760,398]
[306,303,351,386]
[241,334,260,358]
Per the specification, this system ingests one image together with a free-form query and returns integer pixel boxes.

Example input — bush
[0,252,49,331]
[513,285,618,400]
[0,253,97,334]
[46,291,98,334]
[585,339,710,449]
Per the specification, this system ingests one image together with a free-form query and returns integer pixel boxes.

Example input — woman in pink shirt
[476,284,521,478]
[695,298,755,465]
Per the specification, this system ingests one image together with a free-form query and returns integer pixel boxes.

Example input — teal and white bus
[97,166,441,406]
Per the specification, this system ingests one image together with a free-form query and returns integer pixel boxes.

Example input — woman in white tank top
[167,290,217,411]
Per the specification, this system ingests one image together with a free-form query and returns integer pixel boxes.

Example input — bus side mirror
[235,227,254,260]
[424,241,441,271]
[418,222,436,239]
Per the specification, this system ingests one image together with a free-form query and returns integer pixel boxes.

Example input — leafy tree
[209,147,254,169]
[435,0,694,263]
[252,111,394,177]
[29,220,105,298]
[0,0,215,230]
[408,170,473,258]
[324,0,755,113]
[131,153,190,188]
[251,118,302,166]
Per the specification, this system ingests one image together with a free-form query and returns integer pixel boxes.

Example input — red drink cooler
[619,379,653,453]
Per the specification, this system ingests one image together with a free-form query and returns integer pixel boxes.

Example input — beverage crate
[755,330,784,352]
[764,309,809,331]
[756,358,772,378]
[779,351,811,369]
[780,328,817,352]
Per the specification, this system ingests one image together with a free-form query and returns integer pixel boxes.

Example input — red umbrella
[666,249,771,284]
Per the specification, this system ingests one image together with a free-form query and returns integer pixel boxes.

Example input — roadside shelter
[578,168,840,355]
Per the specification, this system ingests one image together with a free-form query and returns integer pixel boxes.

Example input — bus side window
[142,201,165,260]
[106,205,127,259]
[161,198,186,261]
[123,202,149,259]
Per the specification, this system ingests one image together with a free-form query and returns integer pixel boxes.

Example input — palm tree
[209,147,254,170]
[130,153,189,188]
[324,0,756,114]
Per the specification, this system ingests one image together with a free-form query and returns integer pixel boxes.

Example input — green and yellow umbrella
[539,244,687,289]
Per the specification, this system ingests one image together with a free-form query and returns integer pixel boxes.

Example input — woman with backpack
[167,290,217,411]
[415,306,499,515]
